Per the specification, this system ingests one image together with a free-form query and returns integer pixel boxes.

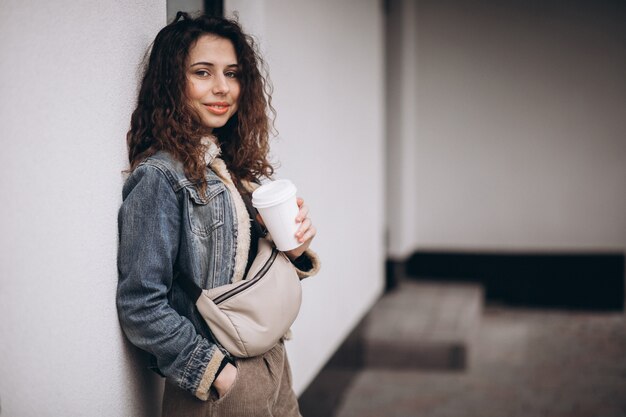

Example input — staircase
[361,281,482,369]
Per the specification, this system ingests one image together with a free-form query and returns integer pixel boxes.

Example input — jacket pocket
[185,179,226,237]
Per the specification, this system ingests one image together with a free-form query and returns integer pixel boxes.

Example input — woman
[116,13,320,416]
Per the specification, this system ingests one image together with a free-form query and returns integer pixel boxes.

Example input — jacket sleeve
[292,249,321,279]
[116,164,224,401]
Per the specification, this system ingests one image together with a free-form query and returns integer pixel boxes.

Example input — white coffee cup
[252,179,301,251]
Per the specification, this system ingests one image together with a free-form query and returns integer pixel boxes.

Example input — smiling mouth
[204,103,230,115]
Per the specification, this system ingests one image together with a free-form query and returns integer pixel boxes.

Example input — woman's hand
[256,197,316,261]
[213,363,237,398]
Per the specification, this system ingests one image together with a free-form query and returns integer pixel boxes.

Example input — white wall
[387,0,626,254]
[0,2,166,416]
[225,0,386,394]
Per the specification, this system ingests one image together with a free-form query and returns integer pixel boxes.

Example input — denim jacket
[116,150,320,401]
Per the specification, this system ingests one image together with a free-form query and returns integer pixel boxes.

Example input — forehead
[187,35,238,65]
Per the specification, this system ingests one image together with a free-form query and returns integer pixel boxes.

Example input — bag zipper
[213,248,280,305]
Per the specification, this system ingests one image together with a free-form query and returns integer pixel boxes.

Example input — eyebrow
[190,62,239,68]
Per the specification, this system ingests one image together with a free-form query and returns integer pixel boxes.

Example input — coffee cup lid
[252,179,297,208]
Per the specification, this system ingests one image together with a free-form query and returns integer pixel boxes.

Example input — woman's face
[185,35,241,131]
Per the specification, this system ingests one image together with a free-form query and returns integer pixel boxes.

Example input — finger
[296,218,312,238]
[296,197,304,207]
[298,225,316,243]
[296,205,309,222]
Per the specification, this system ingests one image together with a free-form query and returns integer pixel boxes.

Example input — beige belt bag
[179,238,302,358]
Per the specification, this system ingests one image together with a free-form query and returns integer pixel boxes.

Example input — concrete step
[300,281,485,417]
[330,280,483,370]
[364,280,483,369]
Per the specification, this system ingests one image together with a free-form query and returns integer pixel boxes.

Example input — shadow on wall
[118,334,164,417]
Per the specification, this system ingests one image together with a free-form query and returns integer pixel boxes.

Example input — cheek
[186,79,202,100]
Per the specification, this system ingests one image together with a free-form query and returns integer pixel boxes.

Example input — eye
[225,71,239,79]
[195,69,210,77]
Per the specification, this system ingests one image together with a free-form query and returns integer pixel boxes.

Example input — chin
[203,117,229,130]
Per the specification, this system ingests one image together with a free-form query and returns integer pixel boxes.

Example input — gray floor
[301,281,626,417]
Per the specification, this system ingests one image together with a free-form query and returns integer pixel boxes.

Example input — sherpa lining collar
[202,136,251,283]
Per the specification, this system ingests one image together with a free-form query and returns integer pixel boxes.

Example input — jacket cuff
[194,348,226,401]
[293,248,321,279]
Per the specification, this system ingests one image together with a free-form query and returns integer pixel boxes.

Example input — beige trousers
[162,342,302,417]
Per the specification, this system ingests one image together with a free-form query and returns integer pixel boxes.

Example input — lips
[204,102,230,115]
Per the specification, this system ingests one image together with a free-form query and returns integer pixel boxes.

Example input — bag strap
[235,178,267,277]
[176,237,281,305]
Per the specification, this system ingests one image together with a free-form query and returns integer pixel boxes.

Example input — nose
[212,74,230,95]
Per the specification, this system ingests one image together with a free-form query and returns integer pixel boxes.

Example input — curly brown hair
[127,12,275,189]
